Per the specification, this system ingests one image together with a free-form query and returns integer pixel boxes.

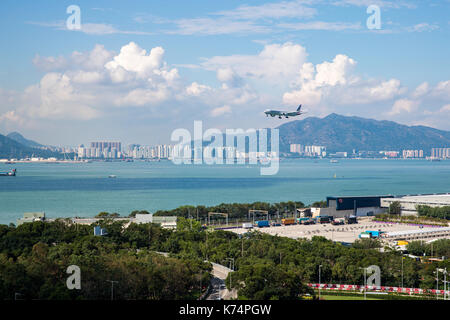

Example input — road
[156,252,237,300]
[206,262,238,300]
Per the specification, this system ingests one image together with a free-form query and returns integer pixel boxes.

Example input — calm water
[0,159,449,225]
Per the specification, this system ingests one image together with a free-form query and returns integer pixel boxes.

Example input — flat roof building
[381,193,450,216]
[17,212,45,226]
[312,195,392,218]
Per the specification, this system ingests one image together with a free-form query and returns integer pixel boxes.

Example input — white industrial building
[382,227,450,242]
[381,193,450,216]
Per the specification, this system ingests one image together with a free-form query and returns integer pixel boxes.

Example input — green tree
[389,201,402,215]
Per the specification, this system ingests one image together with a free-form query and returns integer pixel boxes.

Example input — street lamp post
[401,256,404,289]
[106,280,118,301]
[444,268,448,301]
[225,258,235,292]
[358,267,367,300]
[435,269,439,300]
[319,265,322,300]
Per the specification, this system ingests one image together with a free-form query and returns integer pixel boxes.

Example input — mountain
[0,133,60,159]
[7,132,46,149]
[277,113,450,154]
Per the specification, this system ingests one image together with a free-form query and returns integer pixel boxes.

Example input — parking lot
[231,217,431,243]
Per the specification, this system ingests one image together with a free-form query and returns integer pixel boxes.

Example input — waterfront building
[402,149,424,158]
[313,195,392,218]
[431,147,450,159]
[381,193,450,216]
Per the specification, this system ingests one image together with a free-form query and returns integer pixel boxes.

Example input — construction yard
[230,217,444,243]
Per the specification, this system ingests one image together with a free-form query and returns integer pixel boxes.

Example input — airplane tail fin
[297,104,302,112]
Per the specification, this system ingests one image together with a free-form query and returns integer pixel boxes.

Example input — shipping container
[282,218,296,225]
[256,220,270,228]
[242,223,253,229]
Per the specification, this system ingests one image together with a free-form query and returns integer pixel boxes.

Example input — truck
[331,219,344,225]
[345,215,358,224]
[359,231,372,239]
[242,223,253,229]
[297,217,314,225]
[317,215,333,224]
[255,220,270,228]
[364,230,383,238]
[281,218,296,225]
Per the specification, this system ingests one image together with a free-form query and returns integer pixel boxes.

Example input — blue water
[0,159,449,225]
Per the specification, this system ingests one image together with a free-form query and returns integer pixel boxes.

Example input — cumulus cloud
[388,99,419,115]
[1,42,184,124]
[202,42,308,82]
[186,82,211,96]
[210,105,232,117]
[1,41,449,134]
[283,54,405,106]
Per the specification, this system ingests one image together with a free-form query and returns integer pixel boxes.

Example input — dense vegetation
[0,218,449,300]
[417,205,450,220]
[406,239,450,258]
[153,201,306,221]
[375,213,449,227]
[0,220,211,300]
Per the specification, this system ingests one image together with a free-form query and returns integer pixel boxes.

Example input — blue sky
[0,0,449,146]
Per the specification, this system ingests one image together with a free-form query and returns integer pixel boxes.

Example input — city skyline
[0,0,449,146]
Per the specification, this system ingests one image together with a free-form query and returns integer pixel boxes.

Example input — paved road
[156,252,237,300]
[206,263,237,300]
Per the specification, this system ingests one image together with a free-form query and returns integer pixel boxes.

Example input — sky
[0,0,449,146]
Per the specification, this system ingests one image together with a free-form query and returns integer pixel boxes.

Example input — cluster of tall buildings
[128,144,173,159]
[431,148,450,159]
[78,142,123,159]
[402,149,424,159]
[290,144,327,157]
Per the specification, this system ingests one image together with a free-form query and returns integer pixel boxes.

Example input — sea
[0,159,449,225]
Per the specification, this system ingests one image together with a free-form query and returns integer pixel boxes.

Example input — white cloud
[202,42,308,82]
[210,105,232,117]
[165,18,270,35]
[28,21,153,36]
[408,23,439,32]
[186,82,211,96]
[388,99,419,115]
[105,42,167,79]
[411,82,429,98]
[214,1,317,20]
[283,54,407,109]
[278,21,362,31]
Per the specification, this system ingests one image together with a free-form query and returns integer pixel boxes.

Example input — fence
[308,283,450,296]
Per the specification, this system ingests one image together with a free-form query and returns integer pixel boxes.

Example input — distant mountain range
[277,113,450,154]
[2,114,450,159]
[6,132,46,149]
[0,133,60,159]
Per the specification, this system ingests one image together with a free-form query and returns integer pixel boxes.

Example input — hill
[0,133,61,159]
[7,132,47,149]
[277,113,450,154]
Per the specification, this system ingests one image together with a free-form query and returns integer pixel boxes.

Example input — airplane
[264,104,305,119]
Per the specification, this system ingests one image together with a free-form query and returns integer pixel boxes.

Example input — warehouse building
[381,227,450,242]
[17,212,46,226]
[312,195,392,218]
[380,193,450,216]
